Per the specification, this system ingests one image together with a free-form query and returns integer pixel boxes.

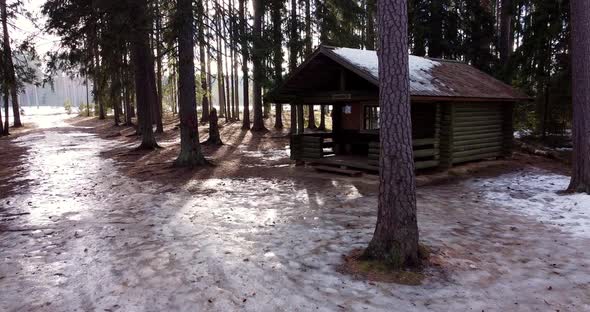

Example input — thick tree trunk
[251,0,266,131]
[568,0,590,193]
[130,0,158,149]
[290,103,296,134]
[364,0,419,268]
[1,0,21,127]
[239,0,251,130]
[198,0,210,124]
[174,0,207,166]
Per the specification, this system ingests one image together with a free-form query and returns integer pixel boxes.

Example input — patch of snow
[331,47,442,93]
[514,129,533,139]
[470,170,590,238]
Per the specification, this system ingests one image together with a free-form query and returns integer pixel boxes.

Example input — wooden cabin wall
[442,102,511,165]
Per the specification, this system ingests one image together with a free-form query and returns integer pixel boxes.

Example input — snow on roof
[331,47,442,93]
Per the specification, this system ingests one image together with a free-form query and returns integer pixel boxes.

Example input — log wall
[449,102,509,164]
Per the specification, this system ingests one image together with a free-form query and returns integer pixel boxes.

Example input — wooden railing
[290,133,334,160]
[368,138,440,170]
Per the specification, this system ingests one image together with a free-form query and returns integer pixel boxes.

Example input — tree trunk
[363,0,419,268]
[365,0,376,50]
[130,0,159,149]
[198,0,210,124]
[1,0,21,127]
[289,0,298,72]
[3,87,8,135]
[174,0,207,166]
[499,0,513,82]
[251,0,266,131]
[92,25,105,120]
[204,107,223,145]
[154,2,164,133]
[272,0,284,129]
[307,105,316,129]
[0,92,3,135]
[304,0,311,55]
[568,0,590,193]
[231,0,240,121]
[318,105,326,130]
[123,53,133,126]
[428,0,443,58]
[215,10,227,120]
[239,0,251,130]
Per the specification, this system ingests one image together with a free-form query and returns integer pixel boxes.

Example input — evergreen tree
[364,0,419,268]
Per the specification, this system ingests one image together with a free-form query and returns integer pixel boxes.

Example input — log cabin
[266,46,530,172]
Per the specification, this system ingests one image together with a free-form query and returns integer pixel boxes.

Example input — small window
[363,105,380,130]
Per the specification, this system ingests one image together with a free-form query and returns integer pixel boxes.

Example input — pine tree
[271,0,284,129]
[1,0,22,127]
[239,0,251,130]
[364,0,420,268]
[251,0,267,131]
[567,0,590,193]
[174,0,207,166]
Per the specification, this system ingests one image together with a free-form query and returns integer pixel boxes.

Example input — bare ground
[0,111,588,311]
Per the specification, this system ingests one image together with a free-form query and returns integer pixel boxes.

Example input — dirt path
[1,112,589,311]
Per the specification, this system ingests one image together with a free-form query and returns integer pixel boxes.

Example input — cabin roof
[269,46,530,103]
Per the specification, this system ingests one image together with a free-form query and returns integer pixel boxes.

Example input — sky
[13,0,60,59]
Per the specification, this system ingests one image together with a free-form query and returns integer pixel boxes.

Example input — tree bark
[365,0,376,50]
[204,107,223,145]
[3,86,8,135]
[0,91,3,135]
[239,0,251,130]
[289,0,298,72]
[215,10,227,120]
[318,105,326,130]
[307,105,316,129]
[174,0,207,166]
[154,3,164,134]
[1,0,21,127]
[251,0,266,131]
[130,0,159,149]
[364,0,420,268]
[499,0,513,82]
[304,0,312,55]
[428,0,443,58]
[198,0,210,124]
[568,0,590,193]
[272,0,284,129]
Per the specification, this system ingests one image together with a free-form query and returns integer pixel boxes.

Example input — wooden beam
[297,103,304,134]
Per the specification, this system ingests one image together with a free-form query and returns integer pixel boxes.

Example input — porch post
[290,102,297,134]
[297,103,305,134]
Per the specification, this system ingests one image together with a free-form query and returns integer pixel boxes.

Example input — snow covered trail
[1,112,589,311]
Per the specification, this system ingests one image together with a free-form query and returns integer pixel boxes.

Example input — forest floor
[1,108,589,312]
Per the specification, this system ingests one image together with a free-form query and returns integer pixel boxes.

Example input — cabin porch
[289,102,442,171]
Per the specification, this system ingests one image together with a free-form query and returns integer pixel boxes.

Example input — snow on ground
[331,47,441,93]
[469,170,590,238]
[1,111,590,311]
